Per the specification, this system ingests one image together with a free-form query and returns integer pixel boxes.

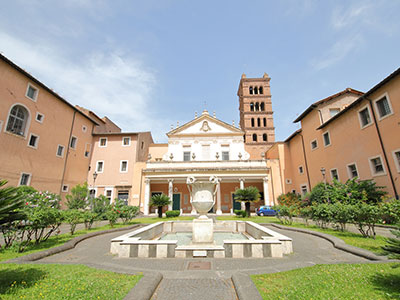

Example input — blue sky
[1,0,399,143]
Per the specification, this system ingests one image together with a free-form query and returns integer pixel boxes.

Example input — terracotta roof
[0,53,98,125]
[92,131,151,136]
[293,88,364,123]
[318,67,400,130]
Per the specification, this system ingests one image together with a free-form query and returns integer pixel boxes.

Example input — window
[298,166,304,174]
[329,108,340,117]
[70,136,77,149]
[96,161,104,173]
[6,105,29,136]
[330,169,339,180]
[120,160,128,172]
[118,190,129,205]
[393,150,400,172]
[99,138,107,147]
[19,173,31,186]
[183,151,191,161]
[256,118,260,127]
[56,145,65,157]
[375,96,392,119]
[259,86,263,94]
[323,132,331,146]
[249,86,253,95]
[105,189,113,203]
[369,156,385,176]
[222,151,229,161]
[141,141,144,149]
[26,84,38,101]
[358,106,372,128]
[28,133,39,148]
[347,163,358,179]
[251,118,255,127]
[35,112,44,123]
[62,185,69,192]
[254,86,258,94]
[255,102,260,111]
[263,118,266,127]
[252,134,257,142]
[250,102,254,111]
[300,184,308,195]
[89,189,96,199]
[311,139,318,150]
[84,143,91,158]
[263,133,267,142]
[122,137,131,146]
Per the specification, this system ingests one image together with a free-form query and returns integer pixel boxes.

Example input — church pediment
[167,110,243,137]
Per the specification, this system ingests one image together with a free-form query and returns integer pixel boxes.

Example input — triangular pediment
[167,111,243,137]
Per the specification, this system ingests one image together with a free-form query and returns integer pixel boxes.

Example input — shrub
[330,203,354,231]
[234,210,246,218]
[66,183,89,209]
[274,205,296,225]
[63,209,83,235]
[353,203,381,238]
[277,192,302,208]
[299,206,312,226]
[82,210,97,229]
[165,210,180,218]
[380,199,400,225]
[105,206,120,227]
[311,204,332,229]
[120,206,139,223]
[92,195,109,219]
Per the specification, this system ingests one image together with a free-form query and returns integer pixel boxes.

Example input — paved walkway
[34,225,370,300]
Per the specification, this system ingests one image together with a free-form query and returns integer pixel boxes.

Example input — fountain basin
[111,221,293,258]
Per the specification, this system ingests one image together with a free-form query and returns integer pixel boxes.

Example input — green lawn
[252,263,400,300]
[0,263,141,300]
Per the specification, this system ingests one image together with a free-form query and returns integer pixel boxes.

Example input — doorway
[172,193,181,211]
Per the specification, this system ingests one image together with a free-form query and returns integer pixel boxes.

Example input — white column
[144,178,151,215]
[239,178,245,210]
[216,178,222,215]
[168,179,173,211]
[263,176,270,206]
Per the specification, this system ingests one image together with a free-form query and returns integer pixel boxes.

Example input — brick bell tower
[238,73,275,160]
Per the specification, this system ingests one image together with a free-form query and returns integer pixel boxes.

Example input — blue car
[256,206,276,216]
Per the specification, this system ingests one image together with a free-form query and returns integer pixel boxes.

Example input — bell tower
[238,73,275,159]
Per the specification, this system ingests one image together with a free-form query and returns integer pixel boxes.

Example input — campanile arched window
[252,134,257,142]
[263,133,267,141]
[263,118,266,127]
[251,118,255,127]
[259,86,263,94]
[254,86,258,94]
[255,102,260,111]
[6,105,29,136]
[250,102,254,111]
[249,86,253,95]
[260,102,265,111]
[257,118,261,127]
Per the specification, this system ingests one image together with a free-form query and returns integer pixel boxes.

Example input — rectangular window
[35,112,44,123]
[28,134,39,148]
[393,150,400,173]
[62,185,69,192]
[70,136,77,149]
[222,151,230,161]
[298,166,304,174]
[375,96,392,119]
[84,143,91,158]
[122,137,131,146]
[118,190,129,205]
[369,156,385,176]
[347,163,358,179]
[183,151,191,161]
[120,160,128,172]
[330,169,339,180]
[26,84,38,101]
[300,184,308,195]
[56,145,65,157]
[358,107,372,128]
[19,173,31,186]
[96,161,104,173]
[329,108,340,117]
[99,138,107,147]
[89,189,96,199]
[311,139,318,150]
[323,132,331,146]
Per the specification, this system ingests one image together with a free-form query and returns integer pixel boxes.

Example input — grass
[252,262,400,300]
[0,263,142,300]
[131,216,195,223]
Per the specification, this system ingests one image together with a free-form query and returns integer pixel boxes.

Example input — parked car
[256,206,276,216]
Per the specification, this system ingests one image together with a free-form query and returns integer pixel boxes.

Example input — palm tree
[382,226,400,259]
[0,179,26,225]
[234,186,260,217]
[150,193,171,218]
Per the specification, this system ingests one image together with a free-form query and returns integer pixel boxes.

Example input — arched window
[6,105,29,136]
[259,86,263,94]
[257,118,261,127]
[250,102,254,111]
[252,134,257,142]
[263,134,267,141]
[254,86,258,94]
[249,86,253,95]
[255,102,259,111]
[260,102,265,111]
[251,118,255,127]
[263,118,266,127]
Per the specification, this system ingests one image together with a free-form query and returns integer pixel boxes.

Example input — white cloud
[331,4,372,30]
[0,31,172,141]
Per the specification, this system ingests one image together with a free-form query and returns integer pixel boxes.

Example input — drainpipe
[60,110,76,195]
[367,98,398,199]
[299,133,312,190]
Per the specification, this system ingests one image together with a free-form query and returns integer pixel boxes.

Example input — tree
[0,179,26,226]
[382,226,400,259]
[66,183,88,209]
[150,193,171,218]
[234,186,260,217]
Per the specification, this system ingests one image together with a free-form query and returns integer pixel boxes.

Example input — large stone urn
[187,176,218,243]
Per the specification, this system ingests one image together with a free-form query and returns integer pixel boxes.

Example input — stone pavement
[33,225,372,300]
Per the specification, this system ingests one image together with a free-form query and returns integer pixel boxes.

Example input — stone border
[124,271,163,300]
[268,223,387,261]
[232,272,262,300]
[7,224,143,263]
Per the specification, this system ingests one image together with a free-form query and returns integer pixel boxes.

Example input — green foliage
[329,202,354,231]
[91,195,109,219]
[308,182,332,204]
[234,209,247,218]
[166,210,180,218]
[382,226,400,259]
[0,180,26,226]
[278,192,302,207]
[353,203,381,238]
[310,204,333,228]
[380,199,400,225]
[24,190,61,209]
[105,206,120,227]
[119,206,139,224]
[66,183,88,209]
[274,205,296,225]
[234,186,260,217]
[299,206,312,226]
[63,209,83,235]
[82,211,97,230]
[150,193,171,218]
